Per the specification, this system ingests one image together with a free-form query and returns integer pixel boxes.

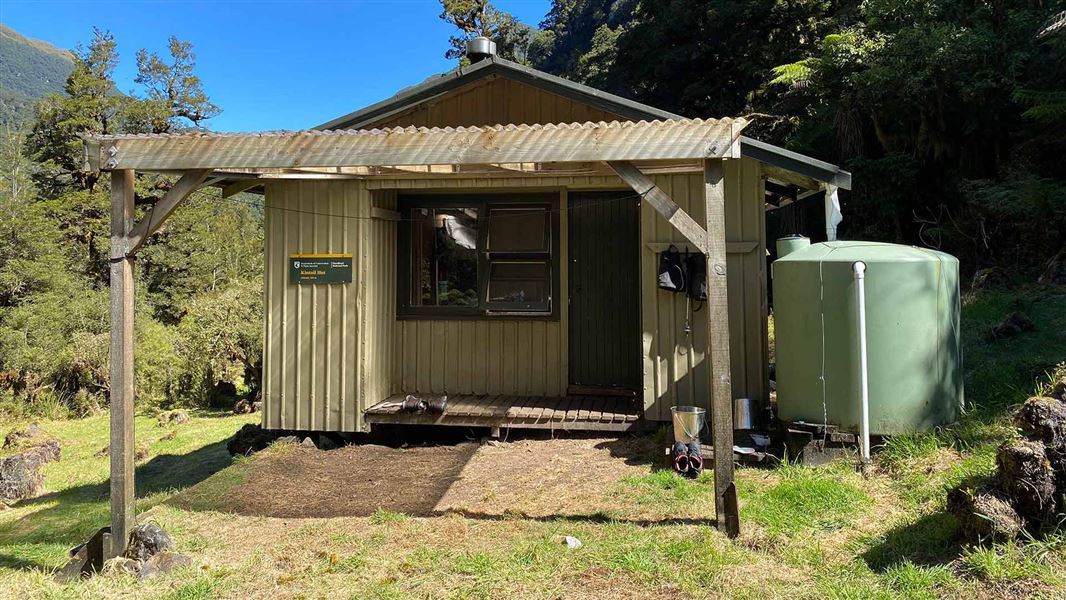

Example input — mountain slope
[0,24,74,129]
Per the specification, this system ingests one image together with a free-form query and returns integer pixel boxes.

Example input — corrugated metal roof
[84,118,746,172]
[85,117,725,142]
[1037,11,1066,39]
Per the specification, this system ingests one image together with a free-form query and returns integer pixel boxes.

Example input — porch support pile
[607,159,740,538]
[97,169,208,562]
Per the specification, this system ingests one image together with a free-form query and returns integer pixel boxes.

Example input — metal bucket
[671,406,706,444]
[733,397,755,430]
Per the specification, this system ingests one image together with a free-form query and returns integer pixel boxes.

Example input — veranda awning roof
[83,118,746,174]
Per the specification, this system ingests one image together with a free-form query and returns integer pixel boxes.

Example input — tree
[136,189,263,323]
[174,279,264,406]
[130,37,220,133]
[528,0,637,80]
[26,28,122,194]
[768,0,1065,270]
[0,27,252,417]
[439,0,541,64]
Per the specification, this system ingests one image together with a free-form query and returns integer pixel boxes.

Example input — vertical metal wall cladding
[773,241,963,435]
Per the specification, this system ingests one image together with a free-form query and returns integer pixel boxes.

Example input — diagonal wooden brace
[606,161,707,252]
[115,169,211,258]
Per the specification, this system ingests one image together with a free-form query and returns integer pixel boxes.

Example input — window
[399,194,558,318]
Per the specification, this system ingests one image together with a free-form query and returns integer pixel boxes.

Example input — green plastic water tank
[772,241,963,435]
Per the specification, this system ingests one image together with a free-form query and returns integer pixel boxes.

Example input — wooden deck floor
[364,394,643,432]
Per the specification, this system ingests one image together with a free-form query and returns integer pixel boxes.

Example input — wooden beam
[704,159,740,538]
[607,160,707,251]
[370,207,401,221]
[221,178,261,198]
[125,169,211,255]
[109,169,136,557]
[84,118,745,172]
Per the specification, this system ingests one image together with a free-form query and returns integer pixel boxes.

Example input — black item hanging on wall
[685,252,707,302]
[657,245,686,293]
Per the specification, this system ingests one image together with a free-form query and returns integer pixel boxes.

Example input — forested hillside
[0,25,74,128]
[445,0,1066,279]
[0,29,259,419]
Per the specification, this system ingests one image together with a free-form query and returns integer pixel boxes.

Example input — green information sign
[289,254,352,285]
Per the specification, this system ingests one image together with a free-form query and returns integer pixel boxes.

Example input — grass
[0,286,1064,599]
[743,463,871,535]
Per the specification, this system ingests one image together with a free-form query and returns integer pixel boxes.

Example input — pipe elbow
[852,261,867,278]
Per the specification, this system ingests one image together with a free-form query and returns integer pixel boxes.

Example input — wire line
[223,187,652,222]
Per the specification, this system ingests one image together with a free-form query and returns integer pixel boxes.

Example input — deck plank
[366,393,643,430]
[588,397,605,423]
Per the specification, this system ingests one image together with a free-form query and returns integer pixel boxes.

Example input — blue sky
[1,0,550,131]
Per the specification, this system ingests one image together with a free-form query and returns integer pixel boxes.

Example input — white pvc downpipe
[852,261,871,461]
[825,184,842,241]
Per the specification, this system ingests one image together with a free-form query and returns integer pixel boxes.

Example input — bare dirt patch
[435,435,657,519]
[172,433,660,519]
[187,442,478,517]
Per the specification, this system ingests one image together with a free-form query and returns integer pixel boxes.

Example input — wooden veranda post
[704,159,740,537]
[109,169,136,557]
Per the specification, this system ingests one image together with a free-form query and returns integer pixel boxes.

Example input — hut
[83,38,850,550]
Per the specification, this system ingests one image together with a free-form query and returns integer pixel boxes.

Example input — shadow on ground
[594,434,667,469]
[0,440,232,571]
[168,441,482,518]
[434,507,717,528]
[861,510,963,572]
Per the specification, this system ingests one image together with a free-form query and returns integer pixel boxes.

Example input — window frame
[397,192,560,320]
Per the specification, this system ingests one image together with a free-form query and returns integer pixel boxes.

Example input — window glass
[487,261,550,310]
[408,207,479,307]
[487,208,549,252]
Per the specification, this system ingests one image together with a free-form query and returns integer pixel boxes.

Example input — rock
[102,556,141,576]
[0,453,44,505]
[157,410,190,427]
[227,423,280,456]
[0,441,62,505]
[274,435,299,445]
[233,398,260,414]
[3,422,49,450]
[124,523,173,562]
[301,437,316,448]
[1016,396,1066,449]
[997,440,1058,524]
[138,551,192,579]
[134,442,150,462]
[947,484,1024,542]
[970,267,1009,291]
[1050,375,1066,402]
[988,311,1036,342]
[562,535,582,549]
[316,435,339,451]
[26,439,60,464]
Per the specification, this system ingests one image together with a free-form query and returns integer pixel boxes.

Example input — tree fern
[1014,89,1066,126]
[770,58,821,86]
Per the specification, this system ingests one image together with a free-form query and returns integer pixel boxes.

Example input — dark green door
[568,191,641,390]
